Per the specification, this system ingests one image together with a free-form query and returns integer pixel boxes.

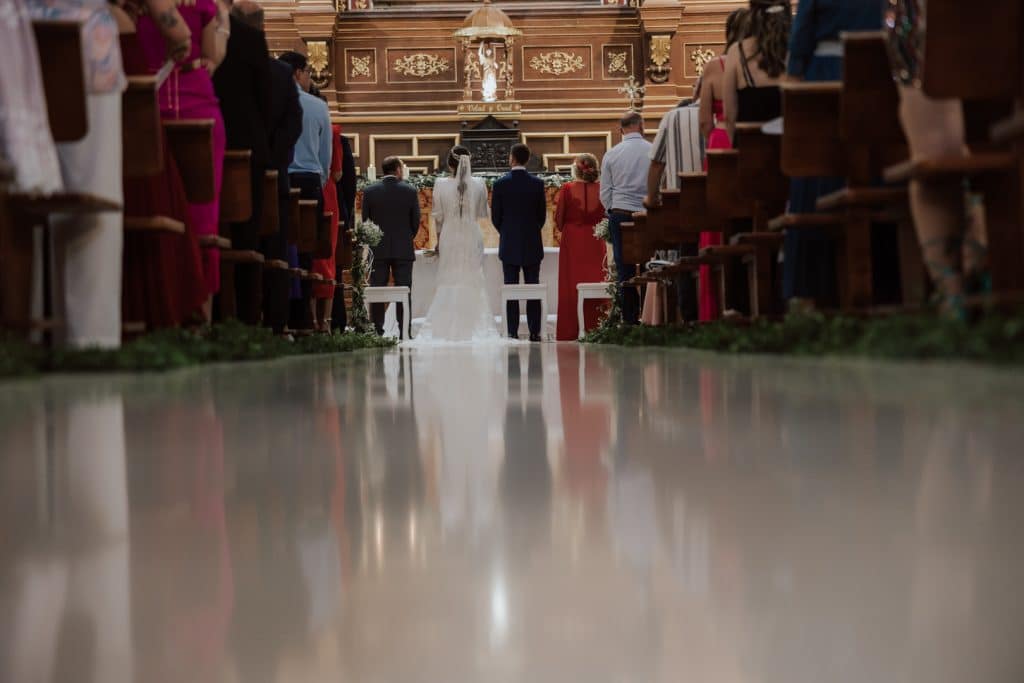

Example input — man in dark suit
[362,156,420,338]
[330,133,357,333]
[491,143,547,341]
[212,0,271,325]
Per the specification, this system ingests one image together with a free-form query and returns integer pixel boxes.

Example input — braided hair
[447,145,472,216]
[748,0,791,78]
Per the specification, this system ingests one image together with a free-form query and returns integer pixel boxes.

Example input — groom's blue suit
[491,167,547,338]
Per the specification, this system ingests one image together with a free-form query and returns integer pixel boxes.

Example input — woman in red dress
[114,1,209,330]
[312,123,344,332]
[555,154,608,341]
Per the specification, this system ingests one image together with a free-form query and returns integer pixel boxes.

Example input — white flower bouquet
[354,218,383,247]
[593,217,611,243]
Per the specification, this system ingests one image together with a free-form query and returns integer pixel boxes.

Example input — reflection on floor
[2,346,1024,682]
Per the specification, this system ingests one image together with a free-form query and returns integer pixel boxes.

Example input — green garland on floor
[0,321,396,379]
[584,311,1024,365]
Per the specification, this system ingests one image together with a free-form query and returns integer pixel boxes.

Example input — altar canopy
[265,0,744,178]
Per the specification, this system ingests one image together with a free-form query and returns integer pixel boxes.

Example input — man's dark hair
[619,111,643,130]
[381,156,403,176]
[510,143,531,166]
[278,51,308,74]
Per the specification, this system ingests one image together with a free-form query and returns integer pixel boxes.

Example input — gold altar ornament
[529,51,585,76]
[650,35,672,67]
[307,41,332,89]
[690,46,716,76]
[350,55,372,79]
[618,75,645,110]
[607,51,629,74]
[393,53,451,78]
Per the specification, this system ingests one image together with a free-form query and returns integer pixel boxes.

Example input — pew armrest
[883,153,1017,183]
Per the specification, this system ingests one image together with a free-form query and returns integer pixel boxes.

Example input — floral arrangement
[592,218,623,329]
[348,219,383,334]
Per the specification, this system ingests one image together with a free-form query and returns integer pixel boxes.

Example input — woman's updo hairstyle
[573,153,600,184]
[748,0,791,78]
[447,145,471,171]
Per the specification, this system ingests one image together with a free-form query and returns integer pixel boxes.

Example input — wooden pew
[219,150,253,224]
[260,170,280,237]
[163,119,216,203]
[32,21,87,143]
[123,76,163,177]
[298,199,319,253]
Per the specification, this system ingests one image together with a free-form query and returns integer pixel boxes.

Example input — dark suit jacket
[491,169,547,266]
[336,135,357,224]
[362,176,421,262]
[212,17,271,166]
[267,58,303,171]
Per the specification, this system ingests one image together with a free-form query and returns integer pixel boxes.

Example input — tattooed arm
[144,0,191,62]
[200,0,230,72]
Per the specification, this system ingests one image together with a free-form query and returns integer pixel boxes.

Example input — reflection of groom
[362,156,420,338]
[492,143,547,341]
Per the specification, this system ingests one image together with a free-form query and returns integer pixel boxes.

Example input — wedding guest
[785,0,884,307]
[600,111,652,325]
[312,120,344,332]
[700,9,749,157]
[262,49,303,333]
[213,0,272,325]
[115,0,208,331]
[722,0,788,140]
[279,50,332,330]
[555,154,606,341]
[137,0,231,322]
[363,156,419,339]
[887,0,987,318]
[643,98,703,324]
[330,130,357,333]
[25,0,127,347]
[0,0,61,195]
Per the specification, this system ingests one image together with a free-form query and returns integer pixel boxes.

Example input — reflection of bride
[406,146,508,346]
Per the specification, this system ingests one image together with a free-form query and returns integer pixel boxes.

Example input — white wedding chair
[575,282,611,339]
[364,286,411,340]
[500,283,548,340]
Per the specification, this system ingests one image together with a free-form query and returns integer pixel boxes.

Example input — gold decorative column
[639,0,683,106]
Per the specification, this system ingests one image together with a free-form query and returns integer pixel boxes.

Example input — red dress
[313,124,343,299]
[555,181,607,341]
[119,30,208,329]
[700,56,730,321]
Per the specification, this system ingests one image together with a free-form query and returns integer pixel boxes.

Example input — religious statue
[478,41,498,103]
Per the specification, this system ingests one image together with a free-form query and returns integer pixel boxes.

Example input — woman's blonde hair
[574,153,600,183]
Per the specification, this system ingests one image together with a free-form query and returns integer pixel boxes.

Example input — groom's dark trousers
[503,264,541,338]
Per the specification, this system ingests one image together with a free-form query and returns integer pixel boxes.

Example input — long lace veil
[455,153,472,218]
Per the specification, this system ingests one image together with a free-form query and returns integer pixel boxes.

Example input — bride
[406,146,507,346]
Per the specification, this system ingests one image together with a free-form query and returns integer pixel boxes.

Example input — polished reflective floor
[2,345,1024,682]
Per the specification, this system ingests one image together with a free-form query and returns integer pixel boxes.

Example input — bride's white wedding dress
[406,156,508,347]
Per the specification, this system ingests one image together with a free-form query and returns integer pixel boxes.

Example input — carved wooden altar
[262,0,744,180]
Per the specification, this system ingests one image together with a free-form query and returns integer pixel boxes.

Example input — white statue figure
[478,41,498,103]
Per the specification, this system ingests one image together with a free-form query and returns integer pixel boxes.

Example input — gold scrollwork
[393,53,451,78]
[607,51,629,74]
[350,55,372,79]
[529,51,585,76]
[307,41,332,89]
[690,46,717,76]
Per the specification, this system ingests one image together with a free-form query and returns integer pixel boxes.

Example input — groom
[362,156,420,338]
[492,143,547,341]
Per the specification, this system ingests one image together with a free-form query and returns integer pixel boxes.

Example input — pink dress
[699,55,731,321]
[137,0,225,294]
